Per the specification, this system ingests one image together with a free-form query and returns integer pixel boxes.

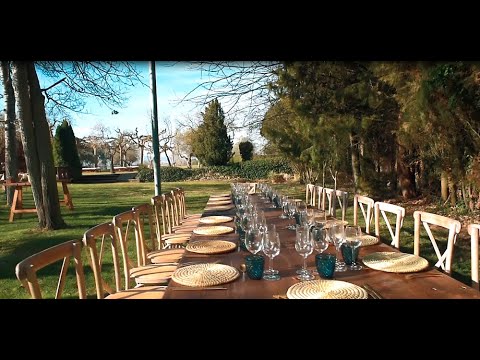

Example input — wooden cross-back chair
[334,190,348,222]
[323,188,336,217]
[169,189,199,233]
[136,199,186,265]
[152,194,192,248]
[374,202,405,249]
[174,187,202,223]
[132,203,156,267]
[306,184,316,207]
[113,209,177,288]
[15,240,86,299]
[353,195,375,234]
[315,186,325,211]
[83,222,166,299]
[413,211,461,274]
[467,224,480,290]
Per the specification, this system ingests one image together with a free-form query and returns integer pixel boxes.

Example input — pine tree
[192,99,233,166]
[53,119,82,179]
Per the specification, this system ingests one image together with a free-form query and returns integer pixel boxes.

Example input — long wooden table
[164,194,480,299]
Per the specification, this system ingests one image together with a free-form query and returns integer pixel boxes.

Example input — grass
[0,180,475,298]
[0,180,231,299]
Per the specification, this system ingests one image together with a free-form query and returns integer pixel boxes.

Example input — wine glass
[311,226,329,254]
[330,223,346,272]
[245,227,263,255]
[262,229,281,281]
[280,195,289,219]
[295,226,315,281]
[344,225,363,271]
[286,199,297,230]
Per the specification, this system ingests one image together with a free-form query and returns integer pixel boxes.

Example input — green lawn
[0,180,475,299]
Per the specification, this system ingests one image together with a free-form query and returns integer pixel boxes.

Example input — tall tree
[52,119,82,179]
[192,99,233,166]
[0,62,18,204]
[12,62,64,229]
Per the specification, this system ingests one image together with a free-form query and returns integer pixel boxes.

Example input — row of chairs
[347,192,479,290]
[15,187,201,299]
[306,184,348,222]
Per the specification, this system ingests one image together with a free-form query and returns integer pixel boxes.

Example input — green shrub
[136,165,154,182]
[136,159,293,182]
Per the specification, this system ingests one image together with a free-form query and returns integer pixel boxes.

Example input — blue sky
[56,62,211,139]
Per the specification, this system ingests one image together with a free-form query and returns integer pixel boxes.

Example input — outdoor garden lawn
[0,180,475,299]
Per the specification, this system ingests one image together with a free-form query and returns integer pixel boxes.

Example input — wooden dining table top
[163,194,480,299]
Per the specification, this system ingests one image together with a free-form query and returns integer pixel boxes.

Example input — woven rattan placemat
[207,200,232,206]
[286,279,368,299]
[172,263,239,287]
[359,234,380,247]
[204,205,235,211]
[362,251,429,273]
[186,240,236,254]
[199,216,233,225]
[193,225,234,236]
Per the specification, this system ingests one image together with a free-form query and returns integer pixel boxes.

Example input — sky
[33,61,265,163]
[62,62,206,139]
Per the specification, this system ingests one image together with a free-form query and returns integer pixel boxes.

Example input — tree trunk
[164,149,172,166]
[349,131,360,192]
[396,144,416,199]
[139,145,144,165]
[1,61,18,205]
[110,154,115,173]
[441,170,448,201]
[12,62,65,229]
[28,62,64,229]
[448,174,457,207]
[188,153,192,169]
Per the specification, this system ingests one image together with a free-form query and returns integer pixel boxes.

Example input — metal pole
[150,61,161,196]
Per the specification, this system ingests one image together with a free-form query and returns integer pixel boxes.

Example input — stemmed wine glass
[344,225,363,271]
[295,226,315,281]
[280,195,289,219]
[245,226,263,255]
[330,223,346,272]
[262,226,281,281]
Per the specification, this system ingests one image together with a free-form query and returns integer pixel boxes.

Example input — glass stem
[303,256,307,271]
[269,256,273,271]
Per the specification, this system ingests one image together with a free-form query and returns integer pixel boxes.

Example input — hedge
[136,158,293,182]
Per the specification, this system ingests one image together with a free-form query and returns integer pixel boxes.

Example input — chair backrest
[334,190,348,222]
[175,187,187,219]
[323,188,336,217]
[353,195,374,234]
[170,188,183,226]
[112,209,144,289]
[306,184,316,207]
[413,211,461,274]
[15,240,86,299]
[132,203,156,266]
[315,186,325,211]
[83,221,126,299]
[374,202,405,249]
[467,224,480,290]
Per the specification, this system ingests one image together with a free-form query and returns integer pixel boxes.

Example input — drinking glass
[295,227,315,281]
[287,199,297,230]
[330,223,346,272]
[245,227,263,255]
[262,230,281,281]
[280,195,289,219]
[343,225,363,271]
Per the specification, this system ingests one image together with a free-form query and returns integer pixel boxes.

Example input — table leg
[62,182,74,210]
[9,187,20,222]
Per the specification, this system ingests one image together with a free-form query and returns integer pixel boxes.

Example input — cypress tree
[53,119,82,179]
[192,99,233,166]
